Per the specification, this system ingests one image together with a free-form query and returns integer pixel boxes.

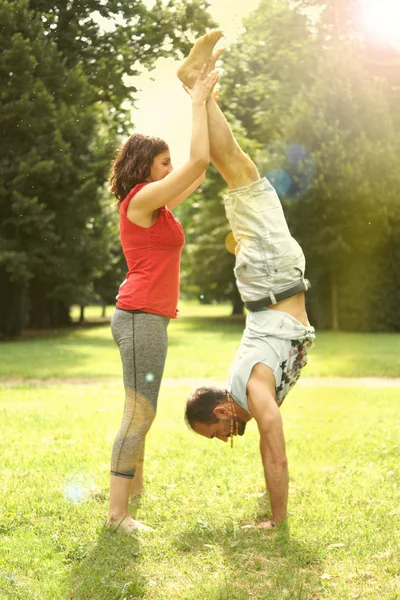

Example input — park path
[161,377,400,390]
[1,376,400,388]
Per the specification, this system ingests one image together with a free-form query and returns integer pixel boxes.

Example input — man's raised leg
[206,97,260,189]
[177,35,260,190]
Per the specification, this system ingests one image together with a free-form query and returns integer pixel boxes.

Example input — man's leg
[206,97,260,189]
[177,35,259,189]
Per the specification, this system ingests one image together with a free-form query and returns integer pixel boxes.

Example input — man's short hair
[185,387,227,429]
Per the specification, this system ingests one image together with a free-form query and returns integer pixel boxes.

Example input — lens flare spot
[224,231,237,255]
[63,473,94,504]
[145,372,155,383]
[266,169,291,196]
[287,143,306,163]
[257,141,317,201]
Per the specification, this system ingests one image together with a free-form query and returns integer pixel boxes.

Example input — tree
[93,201,127,314]
[178,167,240,313]
[0,0,215,337]
[0,0,109,334]
[29,0,216,121]
[220,0,314,145]
[179,0,400,330]
[279,46,400,330]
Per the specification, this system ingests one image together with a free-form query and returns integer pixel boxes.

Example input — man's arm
[247,363,288,526]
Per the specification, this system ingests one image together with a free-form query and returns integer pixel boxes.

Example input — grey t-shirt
[228,309,315,413]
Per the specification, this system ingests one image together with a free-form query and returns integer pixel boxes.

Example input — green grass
[0,381,399,599]
[0,303,399,598]
[0,302,399,380]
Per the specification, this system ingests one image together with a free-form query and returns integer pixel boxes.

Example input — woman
[108,64,219,532]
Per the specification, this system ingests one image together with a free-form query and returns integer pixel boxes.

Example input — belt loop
[269,291,278,305]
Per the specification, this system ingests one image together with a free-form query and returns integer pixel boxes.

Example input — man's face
[192,403,247,443]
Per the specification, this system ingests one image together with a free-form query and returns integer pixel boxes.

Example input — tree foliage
[178,119,259,315]
[179,0,400,330]
[0,0,215,337]
[279,47,400,330]
[178,0,315,314]
[220,0,314,144]
[0,0,109,333]
[28,0,215,117]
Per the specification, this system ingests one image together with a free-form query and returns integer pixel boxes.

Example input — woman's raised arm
[127,66,219,220]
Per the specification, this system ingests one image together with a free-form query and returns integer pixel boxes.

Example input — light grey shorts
[224,178,306,303]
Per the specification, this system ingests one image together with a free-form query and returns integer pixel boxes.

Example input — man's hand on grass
[241,520,276,530]
[255,520,276,529]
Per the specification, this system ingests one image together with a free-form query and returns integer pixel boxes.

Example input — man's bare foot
[177,30,224,87]
[107,514,154,533]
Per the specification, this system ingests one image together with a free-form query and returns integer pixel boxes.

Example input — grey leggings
[110,308,169,479]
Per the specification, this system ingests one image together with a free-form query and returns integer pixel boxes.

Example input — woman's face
[148,150,173,182]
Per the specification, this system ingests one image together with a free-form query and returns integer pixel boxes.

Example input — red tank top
[116,183,185,318]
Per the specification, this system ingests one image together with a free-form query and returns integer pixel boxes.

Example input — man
[178,32,315,528]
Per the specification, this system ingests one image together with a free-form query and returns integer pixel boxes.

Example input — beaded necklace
[227,391,239,448]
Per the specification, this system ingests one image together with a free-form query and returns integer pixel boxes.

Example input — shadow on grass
[67,526,145,599]
[172,520,324,599]
[4,312,244,340]
[3,316,242,349]
[12,321,113,343]
[67,499,147,600]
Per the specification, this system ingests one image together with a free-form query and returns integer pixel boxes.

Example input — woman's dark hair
[185,387,227,428]
[109,133,169,205]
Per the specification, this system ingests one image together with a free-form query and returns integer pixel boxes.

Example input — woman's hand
[183,63,219,104]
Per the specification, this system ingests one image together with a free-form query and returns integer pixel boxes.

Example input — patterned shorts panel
[273,337,314,406]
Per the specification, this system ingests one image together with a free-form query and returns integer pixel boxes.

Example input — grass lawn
[0,380,399,599]
[0,302,399,380]
[0,302,399,598]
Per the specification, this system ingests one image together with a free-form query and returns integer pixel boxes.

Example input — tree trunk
[101,303,106,318]
[0,269,27,338]
[49,299,71,328]
[28,279,51,329]
[331,273,339,331]
[28,280,71,328]
[79,305,85,323]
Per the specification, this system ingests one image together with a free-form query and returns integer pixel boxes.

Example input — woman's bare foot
[107,514,154,533]
[177,30,224,87]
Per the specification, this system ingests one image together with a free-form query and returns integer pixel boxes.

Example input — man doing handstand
[179,33,316,529]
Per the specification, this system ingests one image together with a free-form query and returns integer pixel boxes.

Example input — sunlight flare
[360,0,400,46]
